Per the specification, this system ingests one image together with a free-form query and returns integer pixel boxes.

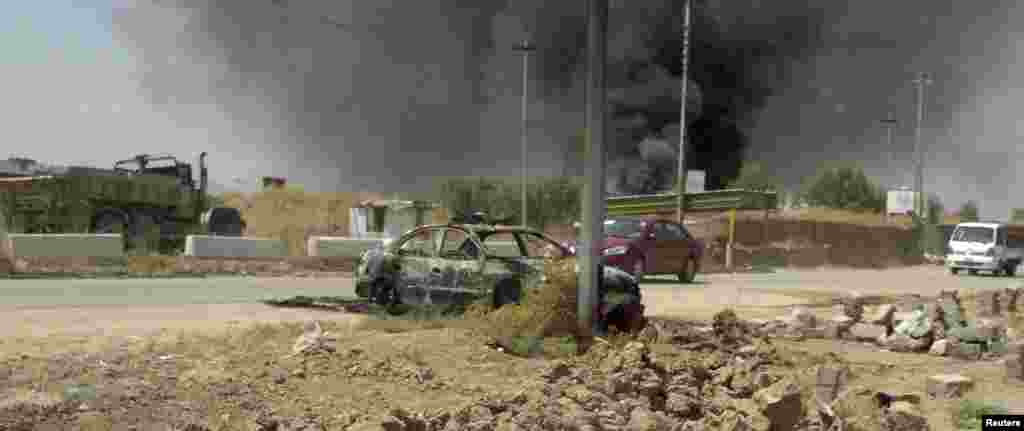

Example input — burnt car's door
[393,227,442,303]
[430,227,486,303]
[478,231,537,302]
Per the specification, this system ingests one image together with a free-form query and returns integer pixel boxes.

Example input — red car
[562,216,704,283]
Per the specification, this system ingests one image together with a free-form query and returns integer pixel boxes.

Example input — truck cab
[946,221,1023,276]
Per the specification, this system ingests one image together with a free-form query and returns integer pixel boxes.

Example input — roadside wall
[543,212,922,270]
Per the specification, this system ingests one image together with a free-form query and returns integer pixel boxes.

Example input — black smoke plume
[109,0,827,195]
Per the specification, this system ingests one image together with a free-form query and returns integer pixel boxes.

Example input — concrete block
[306,236,390,258]
[949,343,983,361]
[184,235,288,258]
[925,374,973,399]
[7,234,124,258]
[928,340,950,356]
[848,323,887,342]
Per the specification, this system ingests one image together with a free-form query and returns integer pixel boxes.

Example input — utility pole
[579,0,607,338]
[514,40,535,228]
[912,72,932,220]
[880,113,898,174]
[675,0,693,224]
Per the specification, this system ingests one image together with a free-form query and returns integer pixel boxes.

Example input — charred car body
[355,220,645,333]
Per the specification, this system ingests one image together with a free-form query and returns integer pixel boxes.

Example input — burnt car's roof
[412,223,549,236]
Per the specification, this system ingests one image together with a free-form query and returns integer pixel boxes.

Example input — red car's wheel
[631,257,646,282]
[677,259,697,283]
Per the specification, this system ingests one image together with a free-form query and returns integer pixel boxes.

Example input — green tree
[798,164,885,212]
[959,201,979,222]
[727,162,780,191]
[926,193,944,225]
[437,177,581,230]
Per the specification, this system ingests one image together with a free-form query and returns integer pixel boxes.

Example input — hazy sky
[2,1,1022,219]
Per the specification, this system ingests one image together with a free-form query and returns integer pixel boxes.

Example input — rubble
[927,340,949,356]
[289,320,337,357]
[870,304,897,327]
[880,333,931,353]
[840,292,865,322]
[1006,354,1023,381]
[975,290,1002,318]
[925,374,973,399]
[880,401,929,431]
[825,316,856,339]
[848,323,887,342]
[948,342,983,361]
[814,366,850,405]
[357,311,837,431]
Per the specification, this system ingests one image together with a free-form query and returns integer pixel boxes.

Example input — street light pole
[675,0,692,224]
[880,113,898,168]
[579,0,608,338]
[514,41,535,228]
[912,72,932,219]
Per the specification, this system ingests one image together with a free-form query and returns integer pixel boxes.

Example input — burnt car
[355,221,645,333]
[562,216,704,283]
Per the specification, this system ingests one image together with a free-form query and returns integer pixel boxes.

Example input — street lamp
[513,40,536,228]
[912,72,933,219]
[879,113,898,174]
[675,0,693,224]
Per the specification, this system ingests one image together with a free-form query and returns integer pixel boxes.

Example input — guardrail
[606,189,778,216]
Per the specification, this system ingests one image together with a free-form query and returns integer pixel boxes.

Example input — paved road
[0,266,1017,338]
[0,276,358,308]
[0,266,1015,309]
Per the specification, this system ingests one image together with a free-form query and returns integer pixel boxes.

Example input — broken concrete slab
[975,318,1007,341]
[848,323,888,342]
[870,304,897,327]
[928,340,950,357]
[785,307,817,329]
[948,342,982,361]
[975,290,1002,317]
[1006,354,1023,381]
[755,380,803,431]
[892,312,915,328]
[824,315,856,339]
[925,374,974,399]
[883,334,932,353]
[881,401,929,431]
[814,366,850,405]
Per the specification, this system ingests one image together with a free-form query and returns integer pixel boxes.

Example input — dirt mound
[358,311,824,431]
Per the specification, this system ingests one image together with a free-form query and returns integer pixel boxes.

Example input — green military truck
[0,153,245,252]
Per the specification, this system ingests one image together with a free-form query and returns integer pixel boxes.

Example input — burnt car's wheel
[631,258,646,283]
[602,297,647,334]
[493,279,522,309]
[677,258,698,283]
[371,277,400,307]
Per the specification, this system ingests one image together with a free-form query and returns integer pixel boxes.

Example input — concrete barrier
[184,235,289,258]
[307,236,391,258]
[5,234,124,258]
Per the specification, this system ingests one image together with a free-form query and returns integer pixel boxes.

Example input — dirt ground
[1,267,1022,430]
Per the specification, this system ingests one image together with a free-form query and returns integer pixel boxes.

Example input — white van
[946,222,1023,276]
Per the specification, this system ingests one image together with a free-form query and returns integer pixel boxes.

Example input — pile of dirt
[354,310,829,431]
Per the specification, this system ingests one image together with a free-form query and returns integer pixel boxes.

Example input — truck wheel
[969,269,978,276]
[950,268,959,275]
[1006,264,1017,277]
[92,212,127,234]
